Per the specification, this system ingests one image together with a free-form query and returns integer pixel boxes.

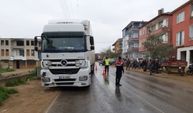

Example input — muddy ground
[0,80,59,113]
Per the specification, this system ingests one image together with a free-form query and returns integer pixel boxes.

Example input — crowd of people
[125,58,161,74]
[101,56,162,76]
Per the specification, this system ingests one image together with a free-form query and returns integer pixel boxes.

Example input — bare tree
[143,36,174,60]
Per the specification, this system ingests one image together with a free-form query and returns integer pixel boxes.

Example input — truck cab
[34,20,95,87]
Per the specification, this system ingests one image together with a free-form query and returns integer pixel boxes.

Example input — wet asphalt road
[47,64,193,113]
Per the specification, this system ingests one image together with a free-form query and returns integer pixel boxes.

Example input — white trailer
[34,20,95,87]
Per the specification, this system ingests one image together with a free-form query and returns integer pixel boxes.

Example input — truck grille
[49,69,80,74]
[49,59,79,67]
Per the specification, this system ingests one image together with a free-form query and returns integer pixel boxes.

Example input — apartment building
[171,1,193,66]
[122,21,145,59]
[139,9,172,57]
[139,25,148,56]
[0,38,41,69]
[112,38,122,55]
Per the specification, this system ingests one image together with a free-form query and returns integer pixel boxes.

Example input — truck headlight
[42,77,50,82]
[75,60,88,68]
[41,60,51,68]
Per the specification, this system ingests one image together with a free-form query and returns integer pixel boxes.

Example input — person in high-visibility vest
[115,56,124,86]
[104,56,110,75]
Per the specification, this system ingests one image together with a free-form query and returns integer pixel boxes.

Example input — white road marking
[44,92,61,113]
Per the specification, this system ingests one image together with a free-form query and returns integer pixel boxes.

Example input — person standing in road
[115,56,124,86]
[104,56,110,75]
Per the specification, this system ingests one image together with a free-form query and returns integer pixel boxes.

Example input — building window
[150,25,156,32]
[133,43,138,48]
[176,11,185,23]
[31,50,34,56]
[191,4,193,18]
[1,40,4,46]
[16,41,24,46]
[132,32,138,38]
[161,33,168,43]
[189,24,193,39]
[6,49,9,56]
[5,40,9,46]
[26,40,30,46]
[158,21,163,28]
[163,19,168,27]
[31,41,34,46]
[176,31,184,46]
[19,49,24,56]
[180,51,186,61]
[1,49,4,56]
[26,49,30,56]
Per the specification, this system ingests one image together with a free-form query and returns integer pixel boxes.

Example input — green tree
[143,36,174,60]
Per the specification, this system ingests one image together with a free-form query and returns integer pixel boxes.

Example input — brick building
[171,1,193,66]
[139,9,172,58]
[0,38,41,69]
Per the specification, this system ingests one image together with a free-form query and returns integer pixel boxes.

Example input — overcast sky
[0,0,188,53]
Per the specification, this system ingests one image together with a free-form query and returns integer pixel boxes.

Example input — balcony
[128,37,139,41]
[11,46,24,49]
[127,47,139,52]
[12,56,26,60]
[148,26,169,36]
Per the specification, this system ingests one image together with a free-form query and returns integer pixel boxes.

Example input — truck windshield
[42,36,86,52]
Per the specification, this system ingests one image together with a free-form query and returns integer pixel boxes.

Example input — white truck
[34,20,95,87]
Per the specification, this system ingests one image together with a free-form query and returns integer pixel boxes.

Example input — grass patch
[5,69,38,87]
[0,87,17,105]
[5,79,26,87]
[0,68,15,74]
[26,69,38,81]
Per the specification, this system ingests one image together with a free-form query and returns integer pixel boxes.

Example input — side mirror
[34,36,38,46]
[90,36,94,45]
[90,36,94,50]
[91,45,95,50]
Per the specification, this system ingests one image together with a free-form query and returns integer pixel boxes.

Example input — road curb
[0,71,32,85]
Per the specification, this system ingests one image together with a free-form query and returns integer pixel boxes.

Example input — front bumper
[40,67,91,87]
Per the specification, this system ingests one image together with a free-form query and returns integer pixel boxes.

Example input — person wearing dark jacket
[149,59,156,75]
[115,56,124,86]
